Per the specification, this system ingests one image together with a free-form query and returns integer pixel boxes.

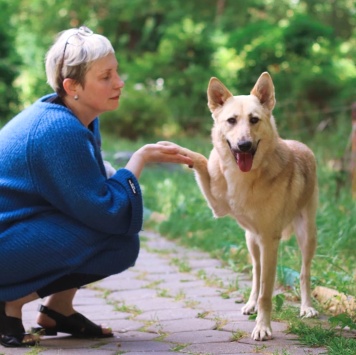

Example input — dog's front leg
[242,231,260,315]
[171,146,229,216]
[251,238,279,341]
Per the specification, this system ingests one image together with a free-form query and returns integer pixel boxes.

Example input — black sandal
[0,302,38,347]
[32,305,113,338]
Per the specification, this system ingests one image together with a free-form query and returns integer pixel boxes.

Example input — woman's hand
[125,142,193,179]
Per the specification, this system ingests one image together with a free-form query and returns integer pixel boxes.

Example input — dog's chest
[223,174,273,233]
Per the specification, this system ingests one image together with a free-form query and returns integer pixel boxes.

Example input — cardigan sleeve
[28,111,143,236]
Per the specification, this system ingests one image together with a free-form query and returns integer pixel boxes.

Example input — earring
[74,95,79,100]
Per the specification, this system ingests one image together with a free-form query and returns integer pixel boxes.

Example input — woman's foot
[0,302,39,347]
[35,305,113,338]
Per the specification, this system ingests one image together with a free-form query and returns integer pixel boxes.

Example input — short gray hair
[45,26,114,97]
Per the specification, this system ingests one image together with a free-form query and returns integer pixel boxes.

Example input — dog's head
[207,72,278,172]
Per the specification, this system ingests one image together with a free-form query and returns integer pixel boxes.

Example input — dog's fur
[170,72,319,340]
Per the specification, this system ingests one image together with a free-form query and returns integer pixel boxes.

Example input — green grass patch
[271,295,356,354]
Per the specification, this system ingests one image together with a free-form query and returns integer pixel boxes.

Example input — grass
[272,300,356,355]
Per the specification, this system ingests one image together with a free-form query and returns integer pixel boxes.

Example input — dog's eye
[227,117,237,125]
[250,116,260,124]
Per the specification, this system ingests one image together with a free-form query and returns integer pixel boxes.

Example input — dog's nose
[238,141,253,152]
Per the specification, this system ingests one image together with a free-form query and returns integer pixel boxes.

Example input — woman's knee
[75,233,140,276]
[124,233,140,267]
[106,233,140,273]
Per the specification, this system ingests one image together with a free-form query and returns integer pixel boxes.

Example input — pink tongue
[237,153,253,172]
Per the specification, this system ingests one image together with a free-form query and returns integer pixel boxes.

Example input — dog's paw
[251,323,273,341]
[300,306,319,318]
[242,302,257,315]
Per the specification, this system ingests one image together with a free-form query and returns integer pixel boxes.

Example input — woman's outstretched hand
[125,142,193,179]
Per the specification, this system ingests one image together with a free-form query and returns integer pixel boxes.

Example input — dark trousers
[37,273,106,298]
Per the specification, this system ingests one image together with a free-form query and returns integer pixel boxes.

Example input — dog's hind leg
[294,204,318,318]
[242,231,260,315]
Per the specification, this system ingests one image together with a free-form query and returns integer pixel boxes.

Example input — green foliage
[272,298,356,355]
[329,313,356,331]
[101,85,172,139]
[326,337,356,355]
[283,14,333,58]
[0,0,21,123]
[289,322,336,347]
[2,0,355,137]
[274,293,286,313]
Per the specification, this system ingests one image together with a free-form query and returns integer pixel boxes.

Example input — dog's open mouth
[236,152,255,172]
[227,140,260,172]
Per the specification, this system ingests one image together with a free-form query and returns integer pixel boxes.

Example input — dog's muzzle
[227,139,260,172]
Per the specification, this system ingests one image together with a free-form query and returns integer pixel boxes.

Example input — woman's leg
[33,234,140,336]
[5,293,38,319]
[0,210,140,301]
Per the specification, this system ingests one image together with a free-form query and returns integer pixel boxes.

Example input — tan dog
[162,72,319,340]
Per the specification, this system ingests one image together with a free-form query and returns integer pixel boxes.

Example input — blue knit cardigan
[0,94,143,300]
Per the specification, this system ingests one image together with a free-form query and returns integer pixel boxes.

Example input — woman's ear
[62,78,79,98]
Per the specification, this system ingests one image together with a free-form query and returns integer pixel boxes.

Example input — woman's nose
[114,73,124,88]
[118,77,124,88]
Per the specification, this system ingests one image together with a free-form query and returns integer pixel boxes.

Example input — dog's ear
[207,77,233,112]
[250,72,276,111]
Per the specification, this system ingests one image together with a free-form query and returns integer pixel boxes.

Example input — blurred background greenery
[1,0,355,138]
[1,0,355,298]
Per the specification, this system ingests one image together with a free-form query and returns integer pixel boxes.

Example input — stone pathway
[3,231,327,355]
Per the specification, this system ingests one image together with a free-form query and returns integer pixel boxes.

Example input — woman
[0,26,193,347]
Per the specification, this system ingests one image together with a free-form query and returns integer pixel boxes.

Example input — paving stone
[239,336,326,355]
[98,277,147,291]
[147,272,196,284]
[39,335,106,349]
[115,339,174,353]
[221,319,289,335]
[182,341,256,354]
[183,285,223,298]
[0,348,30,355]
[134,307,200,321]
[136,264,178,275]
[109,288,158,301]
[118,330,160,341]
[157,279,209,292]
[188,258,223,269]
[128,297,182,312]
[203,308,247,321]
[108,318,144,332]
[39,350,114,355]
[220,320,258,334]
[196,296,243,311]
[164,329,233,344]
[146,318,216,333]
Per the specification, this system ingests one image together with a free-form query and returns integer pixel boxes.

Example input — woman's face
[75,53,124,121]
